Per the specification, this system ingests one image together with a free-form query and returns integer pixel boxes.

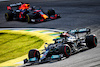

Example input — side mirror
[53,39,58,44]
[53,39,56,41]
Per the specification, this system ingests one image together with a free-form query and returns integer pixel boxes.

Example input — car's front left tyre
[28,49,40,61]
[47,9,55,16]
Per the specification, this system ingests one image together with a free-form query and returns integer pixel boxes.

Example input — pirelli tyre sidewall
[5,12,13,21]
[28,49,40,61]
[86,35,97,49]
[58,44,71,58]
[47,9,55,16]
[26,14,31,23]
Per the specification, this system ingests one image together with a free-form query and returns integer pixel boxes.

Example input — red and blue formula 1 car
[5,2,61,23]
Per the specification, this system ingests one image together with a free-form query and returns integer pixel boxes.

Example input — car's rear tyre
[26,13,37,23]
[58,45,71,58]
[47,9,55,16]
[26,14,31,23]
[28,49,40,61]
[86,35,97,49]
[5,12,13,21]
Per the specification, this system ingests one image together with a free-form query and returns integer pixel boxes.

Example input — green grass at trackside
[0,33,44,63]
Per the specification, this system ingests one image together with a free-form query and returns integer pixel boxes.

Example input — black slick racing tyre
[26,14,31,23]
[47,9,55,16]
[28,49,40,61]
[85,35,97,49]
[58,45,71,58]
[5,12,13,21]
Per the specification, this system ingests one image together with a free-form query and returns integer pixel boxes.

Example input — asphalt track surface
[0,0,100,67]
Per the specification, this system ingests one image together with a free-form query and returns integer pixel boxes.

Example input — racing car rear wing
[9,2,22,7]
[7,2,22,10]
[59,28,91,38]
[69,28,91,34]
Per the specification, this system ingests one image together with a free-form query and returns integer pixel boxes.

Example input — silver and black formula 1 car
[24,41,71,64]
[5,2,60,23]
[23,28,97,65]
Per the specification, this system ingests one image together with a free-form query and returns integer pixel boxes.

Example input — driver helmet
[25,3,30,9]
[62,32,70,37]
[19,3,30,10]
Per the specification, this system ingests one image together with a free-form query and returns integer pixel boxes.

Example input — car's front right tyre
[58,45,71,58]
